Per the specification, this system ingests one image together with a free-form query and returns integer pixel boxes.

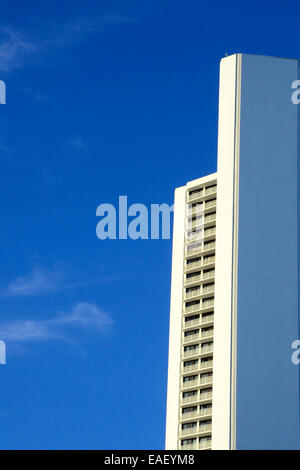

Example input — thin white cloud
[2,265,64,297]
[0,15,134,72]
[0,27,35,72]
[1,264,115,298]
[68,137,88,152]
[0,302,113,342]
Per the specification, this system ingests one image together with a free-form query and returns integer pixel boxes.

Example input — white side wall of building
[165,186,186,450]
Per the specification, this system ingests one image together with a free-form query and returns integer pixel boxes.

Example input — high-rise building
[165,53,300,450]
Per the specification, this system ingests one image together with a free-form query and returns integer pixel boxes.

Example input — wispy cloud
[68,137,88,152]
[1,264,113,297]
[0,27,35,72]
[0,15,134,72]
[2,265,64,297]
[0,302,113,342]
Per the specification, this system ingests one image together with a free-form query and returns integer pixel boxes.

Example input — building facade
[165,53,300,450]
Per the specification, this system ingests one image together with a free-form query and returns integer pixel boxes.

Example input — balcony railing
[182,363,199,373]
[184,285,214,300]
[205,200,216,209]
[179,427,198,437]
[180,394,199,405]
[199,391,213,401]
[200,360,213,370]
[184,299,214,313]
[185,270,214,286]
[181,410,198,420]
[201,329,213,338]
[179,424,212,437]
[185,257,215,271]
[183,333,200,343]
[183,318,201,328]
[198,408,212,417]
[187,185,216,203]
[205,186,217,195]
[183,344,213,359]
[181,376,212,390]
[179,439,212,450]
[187,190,204,202]
[201,344,213,354]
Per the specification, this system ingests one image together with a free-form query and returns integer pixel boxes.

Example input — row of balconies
[183,315,214,330]
[179,439,211,450]
[185,256,215,272]
[179,423,212,437]
[182,375,212,390]
[183,344,213,359]
[187,185,216,202]
[185,227,216,243]
[185,270,215,286]
[187,199,216,217]
[182,360,213,374]
[184,284,214,300]
[186,240,216,256]
[180,407,212,421]
[180,391,212,405]
[184,299,214,314]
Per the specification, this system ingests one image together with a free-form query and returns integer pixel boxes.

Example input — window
[183,375,198,383]
[184,359,198,367]
[201,356,213,363]
[182,422,197,430]
[182,406,197,414]
[184,344,199,352]
[185,314,200,322]
[187,256,201,265]
[181,438,196,445]
[200,388,212,394]
[199,419,212,426]
[183,390,198,398]
[184,329,199,337]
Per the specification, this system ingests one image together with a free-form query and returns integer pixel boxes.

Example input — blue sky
[0,0,300,450]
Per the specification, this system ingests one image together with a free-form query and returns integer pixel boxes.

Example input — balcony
[199,391,213,401]
[187,185,216,203]
[181,376,212,391]
[180,390,212,405]
[200,360,213,370]
[204,213,216,224]
[183,348,200,359]
[184,284,214,301]
[205,200,216,210]
[182,379,200,390]
[187,190,204,202]
[201,329,213,338]
[180,394,199,405]
[204,227,216,237]
[182,363,199,373]
[198,408,212,417]
[183,318,201,328]
[183,333,200,344]
[181,410,198,421]
[179,424,212,437]
[185,241,216,256]
[183,344,213,359]
[184,298,214,314]
[185,256,215,272]
[205,186,217,196]
[201,344,213,354]
[179,439,212,450]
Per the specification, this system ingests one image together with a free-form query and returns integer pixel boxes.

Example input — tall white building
[165,53,300,450]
